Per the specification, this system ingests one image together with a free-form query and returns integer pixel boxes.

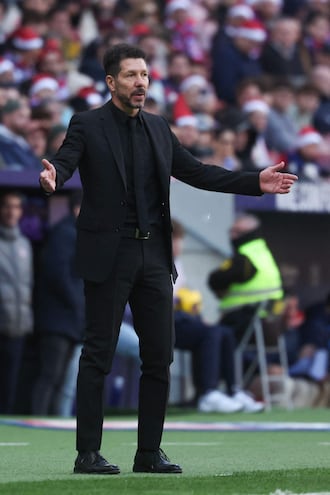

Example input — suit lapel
[100,102,127,189]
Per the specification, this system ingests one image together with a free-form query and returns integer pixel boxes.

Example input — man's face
[3,105,31,136]
[106,58,149,115]
[0,195,23,228]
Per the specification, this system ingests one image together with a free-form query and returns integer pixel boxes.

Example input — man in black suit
[39,43,297,475]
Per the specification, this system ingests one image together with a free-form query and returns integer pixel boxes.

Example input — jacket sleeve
[208,253,257,296]
[52,114,86,189]
[170,130,263,196]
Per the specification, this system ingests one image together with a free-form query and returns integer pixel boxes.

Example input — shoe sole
[133,465,182,474]
[73,467,120,475]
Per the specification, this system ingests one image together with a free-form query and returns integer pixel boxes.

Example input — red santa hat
[29,74,59,96]
[0,57,14,74]
[297,126,322,148]
[77,86,103,107]
[235,19,267,42]
[12,26,44,51]
[173,93,198,127]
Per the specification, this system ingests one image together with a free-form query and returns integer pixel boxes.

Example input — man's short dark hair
[103,43,146,77]
[0,189,25,208]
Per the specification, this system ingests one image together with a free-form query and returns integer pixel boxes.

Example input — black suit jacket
[52,101,262,282]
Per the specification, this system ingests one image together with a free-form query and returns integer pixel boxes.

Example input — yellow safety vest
[220,238,283,311]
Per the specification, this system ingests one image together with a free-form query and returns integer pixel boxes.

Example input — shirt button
[120,200,126,206]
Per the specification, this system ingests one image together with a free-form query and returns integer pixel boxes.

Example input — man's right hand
[40,158,56,193]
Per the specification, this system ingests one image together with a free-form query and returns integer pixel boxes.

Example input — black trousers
[76,232,174,453]
[0,335,25,414]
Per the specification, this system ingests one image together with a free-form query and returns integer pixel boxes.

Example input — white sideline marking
[270,491,330,495]
[124,442,223,446]
[0,442,29,446]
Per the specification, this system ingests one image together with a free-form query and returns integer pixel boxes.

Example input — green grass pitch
[1,408,330,495]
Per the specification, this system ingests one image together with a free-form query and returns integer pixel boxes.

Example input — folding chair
[234,300,293,411]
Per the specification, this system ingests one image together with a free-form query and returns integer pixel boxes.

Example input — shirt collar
[109,100,142,125]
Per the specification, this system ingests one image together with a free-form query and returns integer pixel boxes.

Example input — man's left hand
[259,161,298,194]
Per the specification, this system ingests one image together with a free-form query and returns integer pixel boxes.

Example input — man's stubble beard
[116,91,145,110]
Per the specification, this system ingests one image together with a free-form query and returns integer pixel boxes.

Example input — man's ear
[105,74,115,92]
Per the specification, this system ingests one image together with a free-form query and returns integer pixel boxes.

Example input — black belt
[120,227,151,239]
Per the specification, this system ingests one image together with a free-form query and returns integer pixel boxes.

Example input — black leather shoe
[74,451,120,474]
[133,448,182,473]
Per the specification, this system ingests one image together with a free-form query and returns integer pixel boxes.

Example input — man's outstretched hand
[259,161,298,194]
[40,158,56,193]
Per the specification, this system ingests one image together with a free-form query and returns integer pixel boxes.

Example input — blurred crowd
[0,0,330,181]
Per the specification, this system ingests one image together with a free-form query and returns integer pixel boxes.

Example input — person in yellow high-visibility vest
[208,213,284,341]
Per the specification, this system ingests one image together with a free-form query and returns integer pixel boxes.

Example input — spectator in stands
[288,83,320,131]
[193,113,219,159]
[173,112,200,156]
[0,56,16,86]
[289,292,330,383]
[25,120,48,159]
[235,77,266,109]
[161,51,192,110]
[0,190,34,414]
[179,73,220,117]
[172,219,264,413]
[47,4,82,63]
[250,0,284,27]
[286,126,328,181]
[264,79,298,154]
[36,40,70,102]
[208,213,284,343]
[259,17,311,87]
[310,65,330,135]
[224,3,255,39]
[5,26,44,86]
[209,126,242,171]
[0,97,41,170]
[31,189,85,415]
[241,98,276,168]
[303,11,330,65]
[79,33,126,98]
[282,291,306,366]
[28,73,60,106]
[211,18,266,104]
[164,0,205,64]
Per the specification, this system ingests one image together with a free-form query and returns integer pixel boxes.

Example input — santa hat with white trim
[247,0,282,6]
[234,19,267,42]
[0,57,14,74]
[76,86,103,107]
[242,99,270,115]
[227,4,255,20]
[173,93,198,127]
[297,126,322,148]
[165,0,190,15]
[29,73,59,96]
[12,26,44,51]
[180,74,209,93]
